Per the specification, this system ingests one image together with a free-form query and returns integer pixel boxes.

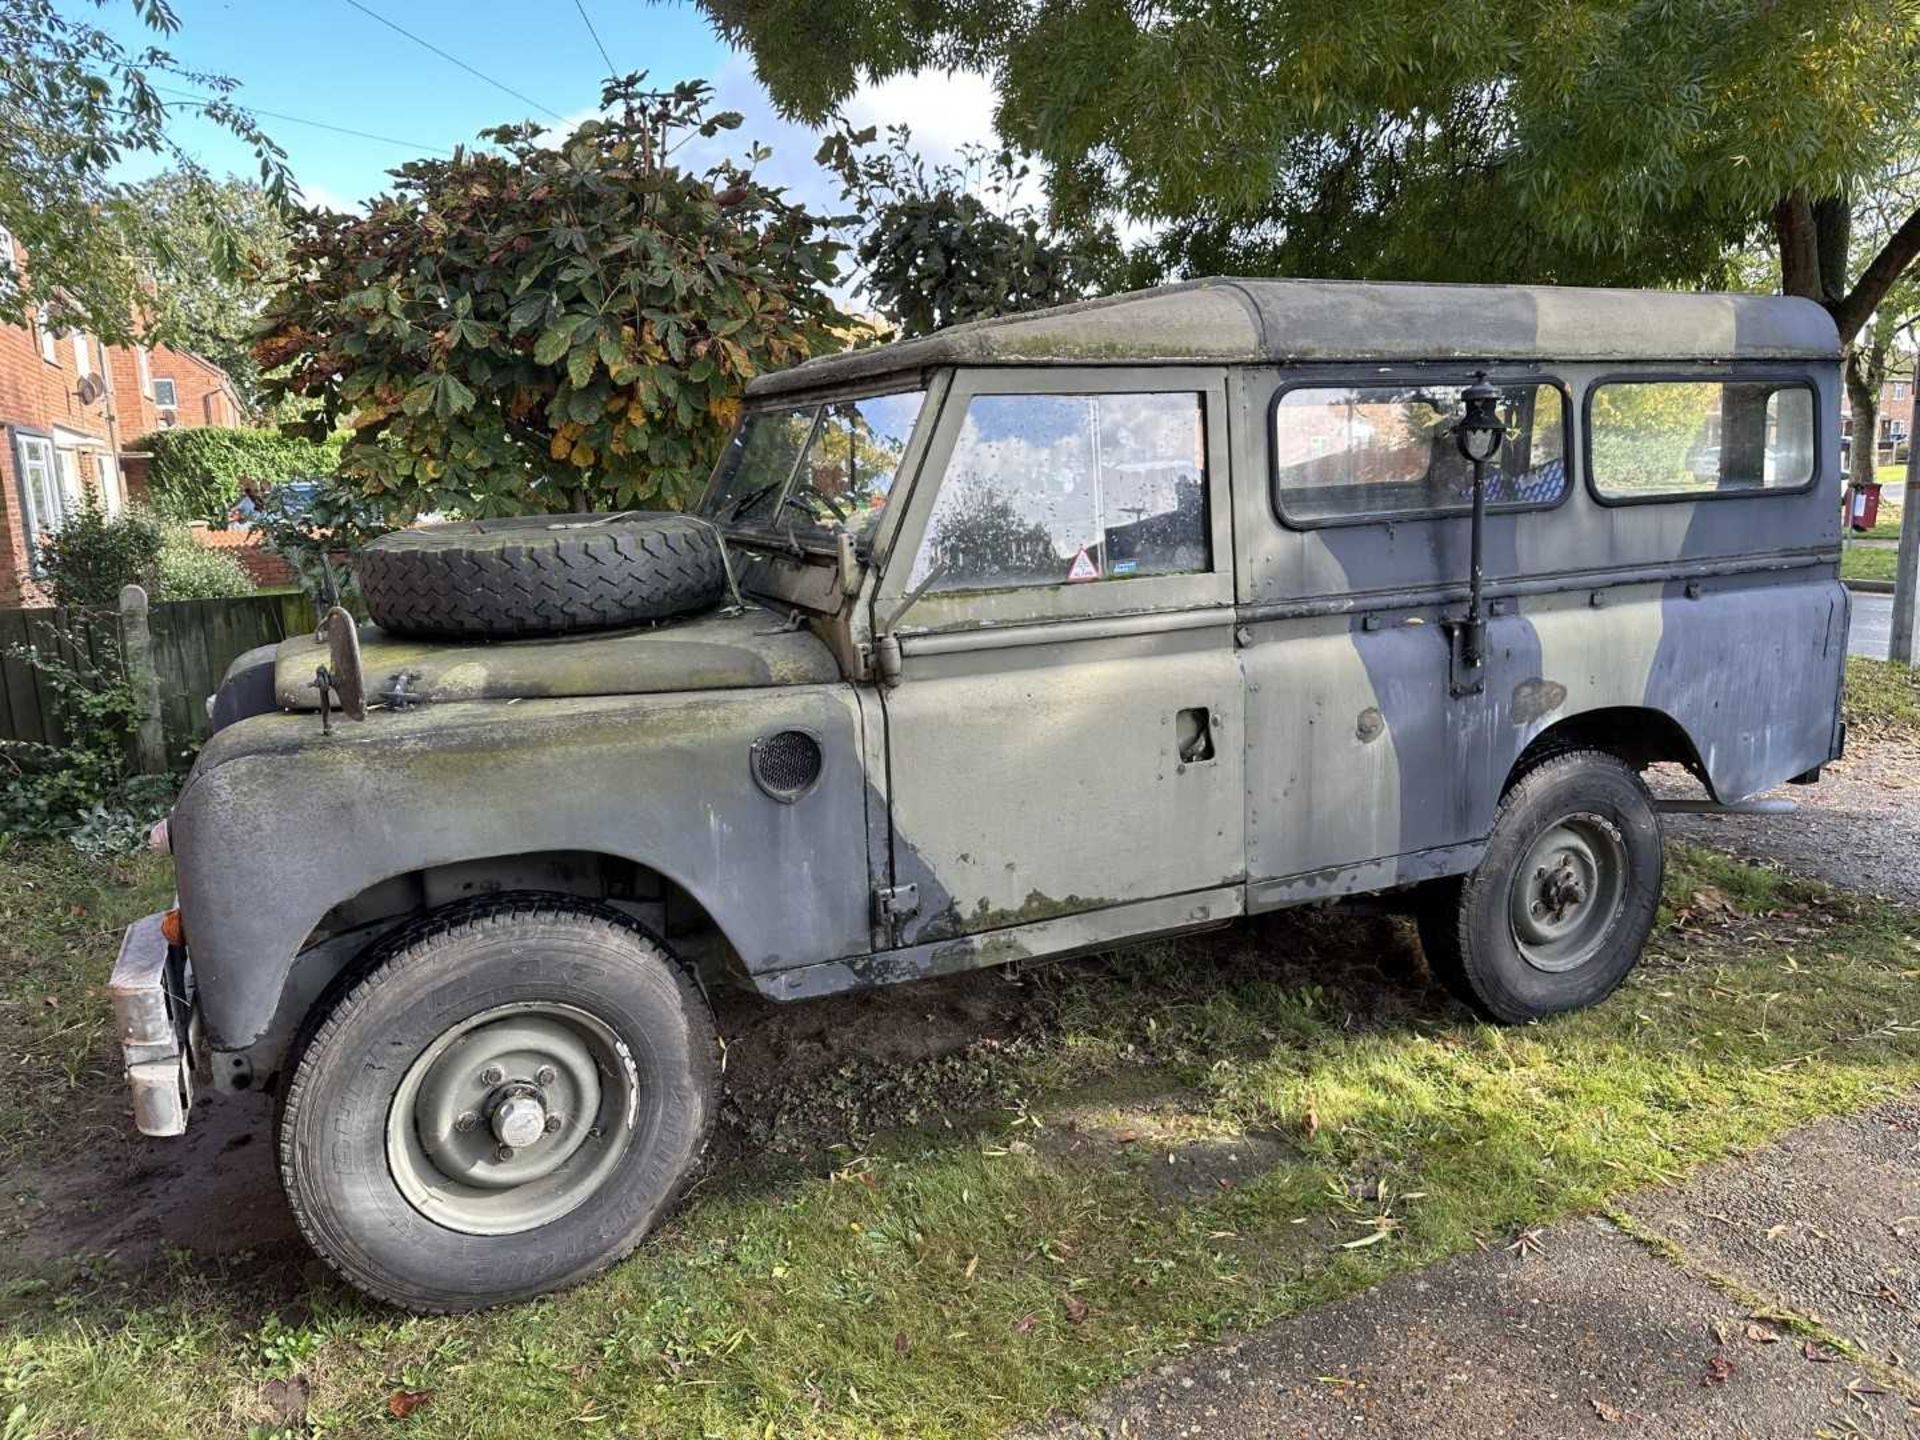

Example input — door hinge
[872,883,919,940]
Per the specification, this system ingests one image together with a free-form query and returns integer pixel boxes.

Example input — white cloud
[840,69,1000,162]
[294,178,368,215]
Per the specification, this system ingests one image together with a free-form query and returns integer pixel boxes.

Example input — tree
[255,75,848,519]
[1835,165,1920,490]
[702,0,1920,334]
[125,173,290,411]
[0,0,288,343]
[817,122,1123,336]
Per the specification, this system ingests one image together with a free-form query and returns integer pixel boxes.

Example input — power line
[338,0,567,121]
[153,85,451,154]
[573,0,617,76]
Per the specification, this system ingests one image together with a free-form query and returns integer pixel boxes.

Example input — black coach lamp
[1450,372,1508,688]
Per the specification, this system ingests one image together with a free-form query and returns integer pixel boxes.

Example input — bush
[0,627,177,850]
[157,524,254,598]
[36,503,162,607]
[132,427,345,524]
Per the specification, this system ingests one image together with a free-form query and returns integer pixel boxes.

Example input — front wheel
[276,897,717,1311]
[1417,750,1663,1023]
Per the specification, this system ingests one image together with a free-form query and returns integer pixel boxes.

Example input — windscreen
[702,389,926,540]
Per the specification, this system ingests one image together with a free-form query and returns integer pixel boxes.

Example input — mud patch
[2,1090,291,1269]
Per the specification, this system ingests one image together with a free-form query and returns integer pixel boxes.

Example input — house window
[35,307,56,364]
[71,333,91,378]
[1895,382,1911,401]
[152,376,177,409]
[136,346,152,397]
[11,432,61,561]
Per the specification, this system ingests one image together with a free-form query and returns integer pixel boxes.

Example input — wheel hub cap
[385,1002,639,1236]
[490,1089,549,1150]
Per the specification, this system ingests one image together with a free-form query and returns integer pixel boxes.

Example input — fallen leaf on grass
[1802,1341,1840,1363]
[1745,1322,1780,1345]
[893,1330,911,1356]
[1702,1354,1735,1387]
[387,1389,432,1419]
[1340,1226,1395,1250]
[1302,1103,1320,1140]
[963,1255,979,1281]
[1011,1313,1038,1335]
[1588,1395,1624,1423]
[1062,1294,1090,1325]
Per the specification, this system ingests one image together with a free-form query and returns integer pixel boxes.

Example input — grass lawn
[1845,654,1920,737]
[4,680,1920,1436]
[1842,544,1901,582]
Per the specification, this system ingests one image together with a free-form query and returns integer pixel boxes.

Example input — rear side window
[909,392,1209,593]
[1589,379,1815,499]
[1272,382,1567,525]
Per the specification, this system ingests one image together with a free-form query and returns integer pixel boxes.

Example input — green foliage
[254,479,391,606]
[817,123,1121,336]
[256,74,848,519]
[134,426,344,524]
[156,525,252,599]
[34,503,162,608]
[121,173,291,412]
[0,1,289,344]
[0,628,175,849]
[713,0,1920,295]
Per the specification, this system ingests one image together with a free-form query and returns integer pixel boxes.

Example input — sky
[95,0,1004,218]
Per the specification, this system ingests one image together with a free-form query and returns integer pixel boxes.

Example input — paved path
[1854,592,1895,659]
[1037,1101,1920,1438]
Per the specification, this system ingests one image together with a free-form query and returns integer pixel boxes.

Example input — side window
[909,392,1209,593]
[1590,379,1815,498]
[1272,382,1567,524]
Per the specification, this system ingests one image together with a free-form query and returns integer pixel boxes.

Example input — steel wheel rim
[1508,813,1628,974]
[386,1001,639,1236]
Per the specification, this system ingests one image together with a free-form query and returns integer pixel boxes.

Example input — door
[1234,367,1576,903]
[874,368,1244,949]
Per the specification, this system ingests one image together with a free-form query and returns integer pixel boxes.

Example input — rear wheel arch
[1506,705,1708,795]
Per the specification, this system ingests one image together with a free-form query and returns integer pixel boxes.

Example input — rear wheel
[1417,750,1663,1023]
[276,897,716,1311]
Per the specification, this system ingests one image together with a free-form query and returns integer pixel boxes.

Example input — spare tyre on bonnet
[356,511,727,639]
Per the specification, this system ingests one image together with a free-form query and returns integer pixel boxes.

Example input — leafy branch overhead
[0,0,290,344]
[256,75,849,518]
[711,0,1920,332]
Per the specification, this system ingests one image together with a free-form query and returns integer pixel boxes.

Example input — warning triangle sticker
[1066,546,1100,581]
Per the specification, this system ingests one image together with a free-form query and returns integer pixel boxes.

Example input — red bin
[1849,481,1883,531]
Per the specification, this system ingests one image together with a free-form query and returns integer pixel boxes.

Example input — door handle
[1176,707,1216,764]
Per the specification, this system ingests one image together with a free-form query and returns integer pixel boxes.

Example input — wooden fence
[0,589,317,762]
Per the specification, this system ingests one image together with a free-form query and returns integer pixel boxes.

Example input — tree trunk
[1775,192,1822,300]
[1847,356,1880,491]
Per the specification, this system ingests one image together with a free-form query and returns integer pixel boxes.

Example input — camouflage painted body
[170,279,1846,1083]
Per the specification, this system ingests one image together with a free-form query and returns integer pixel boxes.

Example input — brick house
[0,228,246,606]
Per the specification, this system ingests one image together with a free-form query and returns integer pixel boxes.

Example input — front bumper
[109,912,197,1137]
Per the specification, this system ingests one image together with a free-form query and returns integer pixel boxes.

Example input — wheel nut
[535,1064,557,1086]
[543,1113,563,1134]
[478,1065,504,1086]
[494,1143,515,1162]
[454,1110,480,1133]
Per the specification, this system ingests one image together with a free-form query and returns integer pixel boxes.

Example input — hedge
[131,427,345,524]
